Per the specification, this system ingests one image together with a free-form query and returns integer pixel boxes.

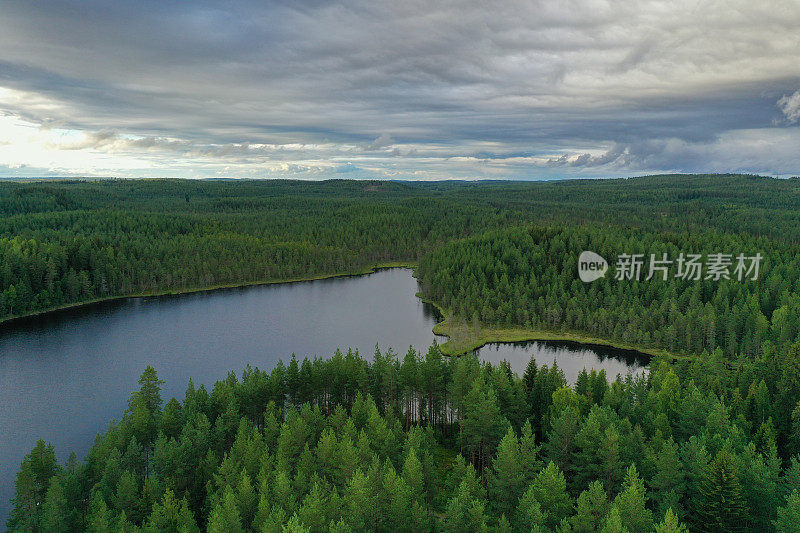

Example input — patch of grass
[419,292,706,363]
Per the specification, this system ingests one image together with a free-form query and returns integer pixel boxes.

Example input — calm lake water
[0,268,646,523]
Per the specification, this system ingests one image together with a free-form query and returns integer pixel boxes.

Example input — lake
[0,267,646,523]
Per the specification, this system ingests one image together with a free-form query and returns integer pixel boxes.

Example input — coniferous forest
[6,175,800,531]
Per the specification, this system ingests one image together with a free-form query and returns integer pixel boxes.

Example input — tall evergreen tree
[695,450,750,533]
[489,427,524,518]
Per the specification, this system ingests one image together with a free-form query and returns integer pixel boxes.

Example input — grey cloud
[0,0,799,178]
[364,134,394,151]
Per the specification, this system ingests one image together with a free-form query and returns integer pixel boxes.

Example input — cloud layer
[1,0,799,179]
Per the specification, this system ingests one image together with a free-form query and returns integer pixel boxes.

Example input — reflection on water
[475,340,647,383]
[0,268,647,522]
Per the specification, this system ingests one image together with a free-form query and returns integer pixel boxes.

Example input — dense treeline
[9,343,800,531]
[418,224,800,358]
[4,175,800,321]
[0,182,519,318]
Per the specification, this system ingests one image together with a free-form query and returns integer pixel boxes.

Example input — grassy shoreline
[0,261,417,327]
[417,292,701,362]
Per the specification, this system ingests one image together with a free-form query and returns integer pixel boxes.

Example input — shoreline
[0,261,417,328]
[418,292,700,362]
[2,262,693,364]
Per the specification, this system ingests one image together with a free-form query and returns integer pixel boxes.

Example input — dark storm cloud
[0,0,799,178]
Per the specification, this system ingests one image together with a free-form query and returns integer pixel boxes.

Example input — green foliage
[528,462,573,530]
[611,465,653,533]
[694,449,750,532]
[7,439,59,531]
[775,490,800,533]
[489,427,525,518]
[417,222,790,360]
[655,508,689,533]
[40,477,68,533]
[10,296,800,532]
[570,481,610,533]
[208,486,244,533]
[145,489,199,532]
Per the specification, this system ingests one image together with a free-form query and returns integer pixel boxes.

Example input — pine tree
[489,427,524,518]
[648,438,685,519]
[601,506,629,533]
[7,439,59,531]
[571,481,610,533]
[207,486,244,533]
[774,489,800,533]
[86,491,113,533]
[41,477,69,533]
[444,478,489,533]
[544,405,580,480]
[113,471,142,524]
[694,450,750,533]
[462,376,507,473]
[161,397,184,439]
[130,365,165,413]
[296,482,331,532]
[655,508,689,533]
[612,465,653,533]
[283,514,311,533]
[328,518,353,533]
[518,420,541,486]
[402,448,425,502]
[343,468,378,531]
[235,470,258,528]
[514,485,545,531]
[145,489,200,532]
[528,461,573,530]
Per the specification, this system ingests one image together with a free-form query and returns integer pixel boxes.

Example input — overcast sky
[1,0,799,180]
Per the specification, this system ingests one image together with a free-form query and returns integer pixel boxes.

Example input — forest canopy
[6,175,800,531]
[417,223,796,358]
[9,343,800,532]
[3,174,800,327]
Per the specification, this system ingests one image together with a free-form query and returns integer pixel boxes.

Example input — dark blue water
[0,268,646,524]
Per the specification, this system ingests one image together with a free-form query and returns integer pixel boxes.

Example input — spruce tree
[774,489,800,533]
[41,477,69,533]
[571,481,610,533]
[612,465,653,533]
[655,508,689,533]
[695,450,750,533]
[489,427,524,518]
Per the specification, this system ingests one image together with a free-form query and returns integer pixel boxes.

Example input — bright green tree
[490,427,524,518]
[612,465,653,533]
[528,461,573,530]
[570,481,610,533]
[7,440,59,531]
[207,486,244,533]
[655,508,689,533]
[462,376,507,473]
[144,489,200,532]
[444,479,489,533]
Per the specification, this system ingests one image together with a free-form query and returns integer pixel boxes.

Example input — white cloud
[778,90,800,123]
